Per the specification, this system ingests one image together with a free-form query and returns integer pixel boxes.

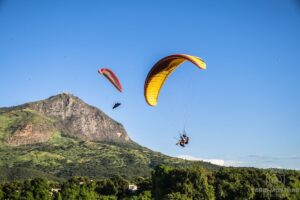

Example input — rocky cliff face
[2,93,130,146]
[6,122,54,146]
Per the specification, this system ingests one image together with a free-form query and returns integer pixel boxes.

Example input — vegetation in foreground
[0,165,299,200]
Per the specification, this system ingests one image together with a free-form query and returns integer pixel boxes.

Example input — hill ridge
[0,93,219,181]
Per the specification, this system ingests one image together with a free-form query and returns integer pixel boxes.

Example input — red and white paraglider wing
[98,68,122,92]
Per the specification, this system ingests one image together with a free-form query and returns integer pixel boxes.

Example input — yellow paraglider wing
[144,54,206,106]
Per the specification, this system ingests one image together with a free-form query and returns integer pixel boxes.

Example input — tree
[61,177,97,200]
[214,169,255,200]
[285,171,300,200]
[52,192,62,200]
[111,175,129,198]
[2,182,21,199]
[152,165,215,200]
[0,186,4,200]
[95,179,118,196]
[28,178,51,200]
[136,177,152,193]
[60,178,81,199]
[165,192,191,200]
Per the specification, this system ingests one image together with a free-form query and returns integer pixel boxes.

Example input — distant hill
[0,93,219,181]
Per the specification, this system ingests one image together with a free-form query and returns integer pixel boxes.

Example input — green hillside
[0,107,219,181]
[0,136,219,181]
[0,108,54,141]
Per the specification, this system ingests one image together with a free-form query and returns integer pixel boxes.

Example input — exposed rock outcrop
[25,93,130,142]
[2,93,130,146]
[6,123,54,146]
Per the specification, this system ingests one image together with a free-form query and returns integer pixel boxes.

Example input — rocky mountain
[0,93,218,181]
[1,93,129,146]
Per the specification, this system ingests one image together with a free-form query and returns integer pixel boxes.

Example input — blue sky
[1,0,299,169]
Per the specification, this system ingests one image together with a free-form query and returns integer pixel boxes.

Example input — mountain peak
[2,93,130,146]
[47,92,84,105]
[49,92,79,99]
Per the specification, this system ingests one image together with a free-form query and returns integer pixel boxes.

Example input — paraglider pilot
[112,102,121,109]
[176,131,189,147]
